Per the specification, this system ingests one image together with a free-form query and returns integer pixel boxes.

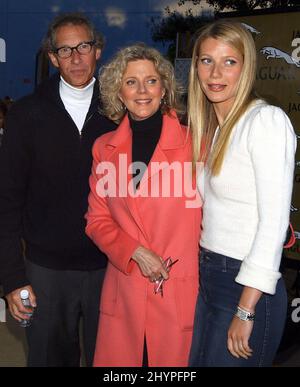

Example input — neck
[59,76,95,132]
[129,110,162,132]
[60,76,95,100]
[213,99,234,126]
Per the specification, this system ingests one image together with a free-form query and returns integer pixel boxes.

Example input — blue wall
[0,0,168,99]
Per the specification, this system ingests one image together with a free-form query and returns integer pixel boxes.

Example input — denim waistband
[200,247,242,271]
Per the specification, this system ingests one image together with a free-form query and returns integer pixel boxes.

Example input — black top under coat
[129,109,162,188]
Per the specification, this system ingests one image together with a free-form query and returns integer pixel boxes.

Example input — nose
[210,63,222,79]
[137,81,147,94]
[70,49,82,64]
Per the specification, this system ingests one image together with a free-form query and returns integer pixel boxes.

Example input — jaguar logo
[241,23,261,35]
[260,46,300,67]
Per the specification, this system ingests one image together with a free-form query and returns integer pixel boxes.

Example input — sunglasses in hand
[154,257,179,297]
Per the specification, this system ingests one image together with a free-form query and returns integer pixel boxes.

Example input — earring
[160,97,166,106]
[118,103,126,112]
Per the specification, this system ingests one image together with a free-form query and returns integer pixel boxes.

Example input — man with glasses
[0,13,116,366]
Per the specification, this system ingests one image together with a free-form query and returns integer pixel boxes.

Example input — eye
[60,47,71,53]
[147,78,158,84]
[199,57,212,65]
[78,43,89,49]
[200,58,212,64]
[125,79,135,86]
[225,59,237,65]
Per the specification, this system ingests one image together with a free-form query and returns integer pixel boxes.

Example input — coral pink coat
[86,112,201,367]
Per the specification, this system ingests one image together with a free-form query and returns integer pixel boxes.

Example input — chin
[139,110,156,118]
[207,96,227,104]
[139,115,153,121]
[71,79,90,88]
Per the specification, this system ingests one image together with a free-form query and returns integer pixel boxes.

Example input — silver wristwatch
[235,306,255,321]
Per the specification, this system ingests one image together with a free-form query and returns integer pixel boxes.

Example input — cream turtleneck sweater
[59,76,95,133]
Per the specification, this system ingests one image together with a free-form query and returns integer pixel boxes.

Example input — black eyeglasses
[53,40,96,59]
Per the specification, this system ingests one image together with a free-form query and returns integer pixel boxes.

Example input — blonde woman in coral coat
[85,44,201,367]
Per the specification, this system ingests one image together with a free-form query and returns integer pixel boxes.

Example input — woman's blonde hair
[99,43,184,123]
[188,20,257,175]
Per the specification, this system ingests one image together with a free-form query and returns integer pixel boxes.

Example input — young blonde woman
[188,20,297,367]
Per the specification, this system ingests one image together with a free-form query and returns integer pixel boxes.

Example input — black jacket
[0,73,116,295]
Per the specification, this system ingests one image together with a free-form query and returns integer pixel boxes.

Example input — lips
[134,99,152,104]
[70,69,86,75]
[208,84,226,92]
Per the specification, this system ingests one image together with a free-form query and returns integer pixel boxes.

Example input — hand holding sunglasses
[154,257,179,297]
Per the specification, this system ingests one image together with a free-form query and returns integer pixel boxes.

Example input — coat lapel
[137,112,188,189]
[103,115,150,241]
[100,112,189,245]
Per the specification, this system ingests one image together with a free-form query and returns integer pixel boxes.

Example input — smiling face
[197,37,243,120]
[118,59,165,121]
[48,23,101,88]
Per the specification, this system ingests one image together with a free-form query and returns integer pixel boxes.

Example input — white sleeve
[235,105,297,294]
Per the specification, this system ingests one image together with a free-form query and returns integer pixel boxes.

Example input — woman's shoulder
[236,99,293,136]
[178,122,192,146]
[245,99,290,122]
[242,99,296,146]
[163,111,192,143]
[95,129,116,145]
[92,130,117,159]
[93,130,115,147]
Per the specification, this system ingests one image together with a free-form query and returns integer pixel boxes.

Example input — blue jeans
[189,248,287,367]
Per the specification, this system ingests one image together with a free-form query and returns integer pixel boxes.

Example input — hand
[132,246,169,282]
[6,285,36,322]
[227,316,254,360]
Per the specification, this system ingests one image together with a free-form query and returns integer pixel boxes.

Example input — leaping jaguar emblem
[241,23,261,35]
[260,46,300,67]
